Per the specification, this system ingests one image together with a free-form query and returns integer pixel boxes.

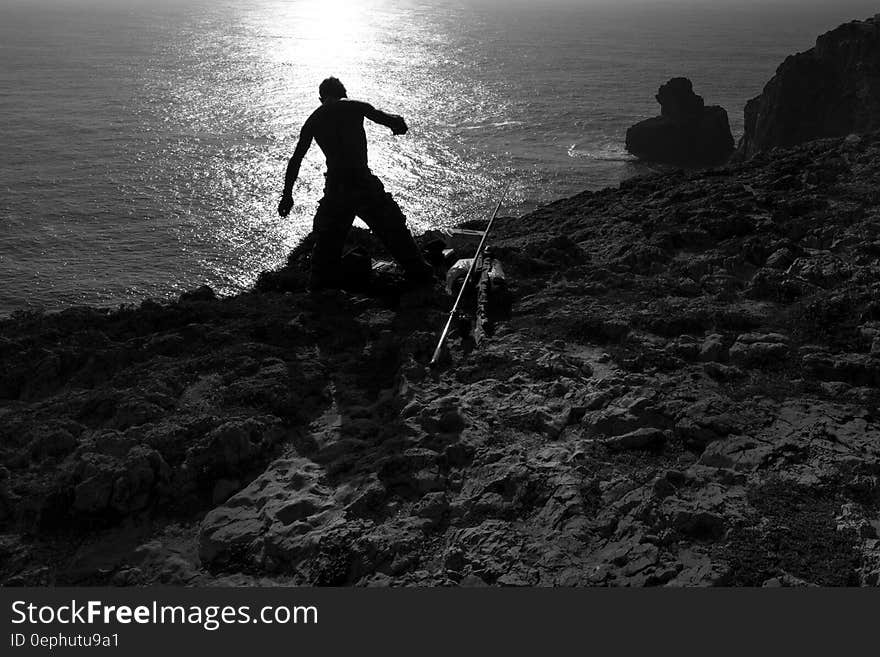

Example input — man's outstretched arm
[278,123,314,217]
[363,104,408,135]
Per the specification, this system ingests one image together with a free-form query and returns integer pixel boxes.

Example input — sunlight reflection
[269,0,372,91]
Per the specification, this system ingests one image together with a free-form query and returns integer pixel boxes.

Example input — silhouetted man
[278,77,433,290]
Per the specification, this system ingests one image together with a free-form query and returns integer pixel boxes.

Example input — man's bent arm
[363,104,408,135]
[282,124,314,197]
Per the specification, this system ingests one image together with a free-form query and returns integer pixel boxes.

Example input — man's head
[319,77,347,103]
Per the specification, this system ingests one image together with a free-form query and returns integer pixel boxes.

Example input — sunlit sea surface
[1,0,877,314]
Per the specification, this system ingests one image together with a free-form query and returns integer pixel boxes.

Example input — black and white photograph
[2,0,880,644]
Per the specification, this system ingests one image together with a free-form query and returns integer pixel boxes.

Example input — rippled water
[1,0,876,313]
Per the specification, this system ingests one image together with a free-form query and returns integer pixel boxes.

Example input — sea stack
[737,15,880,158]
[625,77,735,166]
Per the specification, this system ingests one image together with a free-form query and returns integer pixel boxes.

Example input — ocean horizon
[1,0,877,314]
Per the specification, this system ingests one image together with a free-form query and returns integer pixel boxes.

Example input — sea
[1,0,877,314]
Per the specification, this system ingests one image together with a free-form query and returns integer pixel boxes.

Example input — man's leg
[310,195,355,290]
[356,176,433,280]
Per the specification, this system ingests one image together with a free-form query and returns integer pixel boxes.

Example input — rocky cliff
[3,131,880,586]
[738,15,880,158]
[626,77,734,166]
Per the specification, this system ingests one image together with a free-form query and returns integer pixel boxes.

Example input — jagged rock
[111,446,171,513]
[802,352,880,386]
[762,572,818,587]
[671,506,726,540]
[144,333,186,356]
[69,446,170,516]
[122,540,199,585]
[586,396,669,438]
[788,253,852,288]
[198,456,338,571]
[112,398,168,430]
[699,334,727,363]
[698,435,771,471]
[413,492,449,524]
[674,397,742,450]
[765,247,796,270]
[746,267,814,301]
[221,359,298,418]
[72,454,117,513]
[27,425,78,460]
[603,427,667,451]
[179,285,217,303]
[625,78,734,165]
[21,352,62,401]
[666,335,701,361]
[729,333,790,367]
[183,416,285,481]
[738,15,880,157]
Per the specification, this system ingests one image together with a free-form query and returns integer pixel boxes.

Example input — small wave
[568,142,637,162]
[459,120,523,131]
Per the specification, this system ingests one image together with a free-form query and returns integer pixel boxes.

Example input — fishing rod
[429,190,507,367]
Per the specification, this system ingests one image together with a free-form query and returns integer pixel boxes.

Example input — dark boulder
[625,78,734,166]
[738,15,880,158]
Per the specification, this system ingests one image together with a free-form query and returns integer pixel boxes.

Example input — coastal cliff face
[626,78,734,166]
[3,131,880,586]
[738,15,880,158]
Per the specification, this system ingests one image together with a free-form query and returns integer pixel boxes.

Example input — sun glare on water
[269,0,376,98]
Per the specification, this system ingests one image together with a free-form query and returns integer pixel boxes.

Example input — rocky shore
[626,77,734,166]
[737,14,880,158]
[625,15,880,167]
[2,128,880,586]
